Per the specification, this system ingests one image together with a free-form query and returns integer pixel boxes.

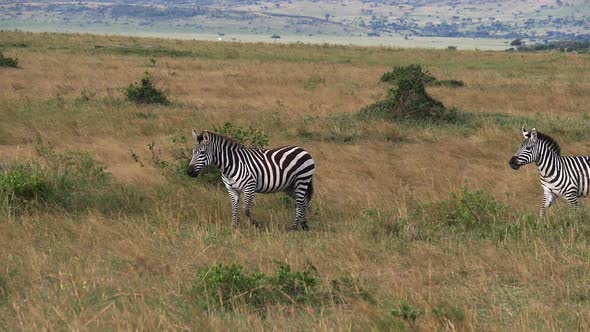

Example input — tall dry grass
[1,31,590,330]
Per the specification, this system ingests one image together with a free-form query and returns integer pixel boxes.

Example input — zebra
[187,129,315,230]
[509,127,590,216]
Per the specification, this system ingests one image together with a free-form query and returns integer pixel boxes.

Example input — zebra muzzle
[187,164,199,177]
[508,157,521,170]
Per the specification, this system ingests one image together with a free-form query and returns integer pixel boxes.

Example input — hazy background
[1,0,588,49]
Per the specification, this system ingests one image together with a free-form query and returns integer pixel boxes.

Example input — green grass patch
[362,187,590,244]
[0,52,18,68]
[0,140,145,217]
[303,74,326,91]
[100,46,193,58]
[190,263,370,313]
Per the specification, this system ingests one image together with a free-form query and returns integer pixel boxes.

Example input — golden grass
[1,31,590,330]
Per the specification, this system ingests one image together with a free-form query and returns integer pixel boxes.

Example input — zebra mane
[208,131,243,149]
[536,132,561,156]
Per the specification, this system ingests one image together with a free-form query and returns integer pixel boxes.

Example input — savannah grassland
[1,31,590,331]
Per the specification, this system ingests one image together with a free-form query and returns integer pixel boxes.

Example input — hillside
[0,0,588,42]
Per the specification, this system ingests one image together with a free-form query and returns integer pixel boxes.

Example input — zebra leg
[564,191,579,208]
[243,187,261,228]
[227,188,240,227]
[288,183,311,231]
[297,201,310,231]
[539,191,556,217]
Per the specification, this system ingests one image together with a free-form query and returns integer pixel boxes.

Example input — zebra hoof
[286,225,300,231]
[251,221,262,228]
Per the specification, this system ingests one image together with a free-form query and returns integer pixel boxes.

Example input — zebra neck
[536,148,562,178]
[211,144,242,175]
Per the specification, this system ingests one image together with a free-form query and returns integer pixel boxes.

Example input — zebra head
[509,127,539,170]
[187,129,212,177]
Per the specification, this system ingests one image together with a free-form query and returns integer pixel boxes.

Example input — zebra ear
[192,129,199,140]
[201,130,210,143]
[530,128,538,142]
[522,127,530,139]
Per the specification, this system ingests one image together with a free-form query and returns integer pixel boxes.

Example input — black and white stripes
[187,130,315,230]
[509,127,590,216]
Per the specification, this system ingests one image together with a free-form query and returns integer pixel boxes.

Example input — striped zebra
[187,129,315,230]
[509,127,590,216]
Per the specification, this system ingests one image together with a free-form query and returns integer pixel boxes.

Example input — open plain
[1,31,590,330]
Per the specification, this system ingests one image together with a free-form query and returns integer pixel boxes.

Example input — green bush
[390,301,419,323]
[213,122,269,149]
[380,64,436,86]
[0,52,18,68]
[361,64,460,123]
[417,187,509,229]
[1,140,143,216]
[141,122,269,185]
[360,188,590,244]
[407,187,518,241]
[0,164,49,205]
[190,263,369,312]
[190,263,319,311]
[125,71,170,105]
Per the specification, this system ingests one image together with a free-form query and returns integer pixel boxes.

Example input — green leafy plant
[190,263,319,311]
[138,123,269,185]
[380,64,436,86]
[1,139,142,216]
[190,262,369,313]
[361,64,461,123]
[0,52,18,68]
[0,164,49,202]
[213,122,269,149]
[417,187,508,229]
[125,71,170,105]
[390,301,419,324]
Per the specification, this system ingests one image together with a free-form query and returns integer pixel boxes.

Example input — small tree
[125,71,170,105]
[361,64,458,123]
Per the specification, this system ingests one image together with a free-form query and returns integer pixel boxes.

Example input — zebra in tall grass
[509,127,590,216]
[187,130,315,230]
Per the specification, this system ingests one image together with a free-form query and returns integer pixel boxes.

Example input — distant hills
[0,0,588,41]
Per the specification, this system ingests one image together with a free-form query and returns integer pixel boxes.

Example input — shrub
[380,64,436,86]
[139,122,269,185]
[213,122,269,149]
[1,139,143,216]
[190,263,369,312]
[125,71,170,105]
[0,52,18,68]
[361,64,460,123]
[390,301,419,323]
[190,263,319,311]
[418,187,508,229]
[0,164,49,206]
